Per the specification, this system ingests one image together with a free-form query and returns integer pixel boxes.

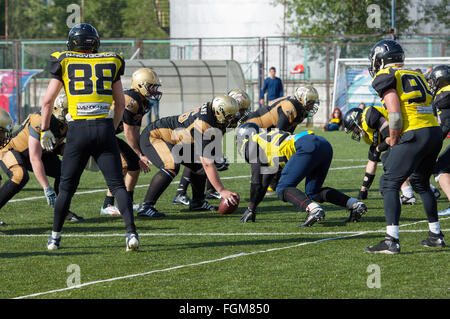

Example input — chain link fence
[0,34,448,124]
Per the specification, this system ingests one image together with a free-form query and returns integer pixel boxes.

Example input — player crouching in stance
[138,95,240,217]
[100,68,157,216]
[428,65,450,215]
[0,108,13,191]
[41,23,139,251]
[364,40,444,254]
[0,94,83,226]
[236,123,367,226]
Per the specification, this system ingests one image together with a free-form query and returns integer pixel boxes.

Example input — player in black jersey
[100,68,159,216]
[138,95,240,217]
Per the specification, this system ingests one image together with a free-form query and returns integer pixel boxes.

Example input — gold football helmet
[211,94,240,127]
[0,108,13,148]
[53,93,68,122]
[131,68,162,101]
[228,89,251,127]
[294,86,320,116]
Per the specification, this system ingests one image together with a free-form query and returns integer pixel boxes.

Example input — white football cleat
[100,205,121,216]
[126,232,139,251]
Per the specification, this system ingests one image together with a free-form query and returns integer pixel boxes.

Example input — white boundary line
[12,219,450,299]
[8,165,367,203]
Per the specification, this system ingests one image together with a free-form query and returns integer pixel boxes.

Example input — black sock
[279,187,311,211]
[103,195,115,208]
[176,168,192,195]
[128,190,134,202]
[144,169,175,205]
[190,172,207,202]
[312,187,350,207]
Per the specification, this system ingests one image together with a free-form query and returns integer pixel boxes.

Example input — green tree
[121,0,168,39]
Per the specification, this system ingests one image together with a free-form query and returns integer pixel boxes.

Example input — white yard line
[8,165,367,203]
[11,218,450,299]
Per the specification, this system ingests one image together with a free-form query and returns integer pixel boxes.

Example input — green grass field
[0,127,448,300]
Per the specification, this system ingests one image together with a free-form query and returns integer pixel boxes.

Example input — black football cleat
[189,200,217,212]
[137,204,166,218]
[365,235,400,254]
[345,202,367,223]
[66,211,84,222]
[421,231,446,248]
[205,189,221,200]
[172,192,191,206]
[300,207,325,227]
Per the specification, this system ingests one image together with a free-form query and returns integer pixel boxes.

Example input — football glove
[240,208,256,223]
[40,129,56,152]
[368,145,381,162]
[44,186,57,207]
[358,189,368,200]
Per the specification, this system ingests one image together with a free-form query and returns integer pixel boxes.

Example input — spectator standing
[259,67,283,106]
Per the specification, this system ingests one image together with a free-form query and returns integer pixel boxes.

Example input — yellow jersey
[372,67,438,133]
[245,130,314,169]
[49,51,125,120]
[361,106,389,145]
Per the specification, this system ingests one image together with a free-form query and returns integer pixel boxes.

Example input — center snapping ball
[218,193,240,215]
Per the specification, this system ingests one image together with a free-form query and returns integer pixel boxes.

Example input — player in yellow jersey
[343,106,440,205]
[40,23,139,251]
[429,65,450,215]
[236,123,367,226]
[365,40,445,254]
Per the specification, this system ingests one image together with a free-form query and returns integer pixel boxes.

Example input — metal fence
[1,34,449,124]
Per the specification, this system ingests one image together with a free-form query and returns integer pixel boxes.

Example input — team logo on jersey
[76,102,110,116]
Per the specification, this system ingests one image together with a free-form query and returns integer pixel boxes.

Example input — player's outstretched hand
[220,190,239,206]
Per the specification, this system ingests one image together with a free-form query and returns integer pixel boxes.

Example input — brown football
[218,193,240,215]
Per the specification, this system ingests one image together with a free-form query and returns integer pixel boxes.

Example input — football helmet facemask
[368,39,404,77]
[228,89,251,128]
[428,65,450,94]
[295,86,320,117]
[235,122,260,158]
[53,93,69,123]
[131,68,162,102]
[67,23,100,53]
[343,108,364,142]
[0,108,13,148]
[211,94,240,128]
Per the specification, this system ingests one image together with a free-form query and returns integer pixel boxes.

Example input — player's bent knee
[10,165,29,186]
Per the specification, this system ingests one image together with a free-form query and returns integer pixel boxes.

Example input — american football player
[244,85,320,195]
[343,107,440,205]
[364,39,444,254]
[236,123,367,226]
[0,108,13,194]
[172,89,250,206]
[0,93,83,226]
[429,65,450,214]
[139,94,240,217]
[41,23,139,251]
[100,68,159,216]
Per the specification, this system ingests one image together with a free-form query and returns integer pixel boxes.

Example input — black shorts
[116,137,140,172]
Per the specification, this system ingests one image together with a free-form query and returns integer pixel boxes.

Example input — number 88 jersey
[372,67,439,133]
[49,51,125,120]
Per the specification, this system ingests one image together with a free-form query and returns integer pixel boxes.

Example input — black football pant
[380,126,442,226]
[53,119,136,233]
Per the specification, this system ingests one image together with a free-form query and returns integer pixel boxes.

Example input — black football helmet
[368,40,405,77]
[67,23,100,53]
[235,122,260,158]
[428,65,450,94]
[343,108,364,141]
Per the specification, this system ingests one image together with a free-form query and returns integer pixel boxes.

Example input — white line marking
[8,165,367,203]
[12,218,450,299]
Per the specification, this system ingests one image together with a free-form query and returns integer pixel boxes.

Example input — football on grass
[218,194,240,215]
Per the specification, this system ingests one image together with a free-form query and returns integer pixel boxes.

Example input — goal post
[332,57,450,115]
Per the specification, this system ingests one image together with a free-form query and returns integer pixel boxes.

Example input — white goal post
[332,57,450,115]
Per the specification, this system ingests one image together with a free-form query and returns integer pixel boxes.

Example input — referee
[40,23,139,251]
